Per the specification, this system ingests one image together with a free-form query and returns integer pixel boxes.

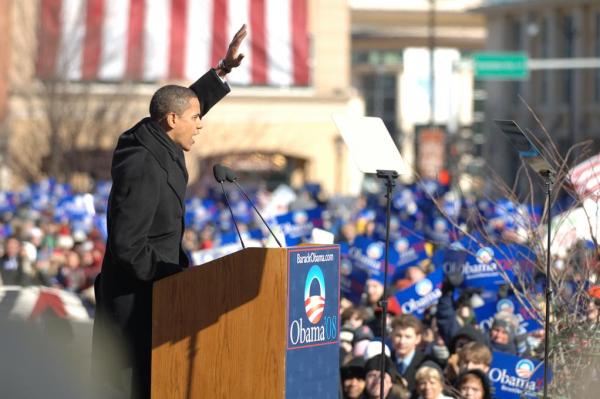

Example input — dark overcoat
[92,69,229,398]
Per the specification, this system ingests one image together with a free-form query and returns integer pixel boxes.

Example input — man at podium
[92,26,247,399]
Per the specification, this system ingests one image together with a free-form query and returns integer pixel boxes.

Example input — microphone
[212,164,245,249]
[223,166,283,248]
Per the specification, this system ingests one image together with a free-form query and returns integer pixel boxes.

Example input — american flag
[0,286,91,321]
[569,153,600,201]
[37,0,310,86]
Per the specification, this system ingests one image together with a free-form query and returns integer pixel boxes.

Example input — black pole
[376,169,398,399]
[543,172,553,399]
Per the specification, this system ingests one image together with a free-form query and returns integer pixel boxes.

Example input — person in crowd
[0,236,32,286]
[363,354,409,399]
[457,341,492,374]
[339,222,358,245]
[436,260,481,349]
[364,274,386,334]
[342,306,368,330]
[455,369,493,399]
[414,362,453,399]
[341,356,367,399]
[390,314,428,393]
[489,313,518,354]
[446,341,492,385]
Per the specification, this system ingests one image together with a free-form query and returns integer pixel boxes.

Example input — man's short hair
[149,85,197,121]
[391,314,423,335]
[458,341,492,366]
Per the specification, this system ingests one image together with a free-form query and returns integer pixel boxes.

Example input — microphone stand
[219,182,245,249]
[231,180,282,248]
[376,169,398,399]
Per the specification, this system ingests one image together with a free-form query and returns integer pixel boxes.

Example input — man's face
[365,370,392,399]
[5,238,20,257]
[167,97,202,151]
[392,327,421,358]
[343,376,366,399]
[490,326,510,345]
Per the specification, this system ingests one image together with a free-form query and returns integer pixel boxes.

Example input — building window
[509,18,523,100]
[539,17,549,104]
[562,13,574,105]
[361,73,398,142]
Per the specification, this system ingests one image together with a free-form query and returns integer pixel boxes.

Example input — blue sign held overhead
[462,245,515,291]
[390,267,443,319]
[347,236,399,280]
[390,234,429,273]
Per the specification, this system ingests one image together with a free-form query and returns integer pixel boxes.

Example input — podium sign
[286,246,340,398]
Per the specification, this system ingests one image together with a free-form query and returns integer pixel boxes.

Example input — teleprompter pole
[376,169,399,399]
[542,171,553,399]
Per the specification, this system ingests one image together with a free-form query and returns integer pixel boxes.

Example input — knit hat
[341,356,366,381]
[457,368,493,399]
[491,315,515,342]
[364,354,397,379]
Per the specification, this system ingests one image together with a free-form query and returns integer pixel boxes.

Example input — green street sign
[473,52,529,80]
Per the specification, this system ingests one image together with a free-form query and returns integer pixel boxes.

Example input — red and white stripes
[569,153,600,201]
[37,0,310,86]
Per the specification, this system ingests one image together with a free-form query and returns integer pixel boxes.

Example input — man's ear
[165,112,177,129]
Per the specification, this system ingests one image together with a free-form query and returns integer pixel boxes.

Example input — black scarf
[144,118,189,183]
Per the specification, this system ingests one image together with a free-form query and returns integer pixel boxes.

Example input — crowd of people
[0,177,598,398]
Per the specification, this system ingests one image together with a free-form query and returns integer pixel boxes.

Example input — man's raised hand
[217,24,248,76]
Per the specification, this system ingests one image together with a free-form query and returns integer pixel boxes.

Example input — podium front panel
[285,246,340,398]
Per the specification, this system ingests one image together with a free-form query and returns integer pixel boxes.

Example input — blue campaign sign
[462,244,516,291]
[276,207,324,246]
[390,234,429,272]
[347,236,398,276]
[339,243,368,305]
[286,246,340,398]
[488,351,545,398]
[348,236,384,273]
[390,267,443,319]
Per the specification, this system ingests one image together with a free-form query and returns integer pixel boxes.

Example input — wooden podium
[151,246,340,398]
